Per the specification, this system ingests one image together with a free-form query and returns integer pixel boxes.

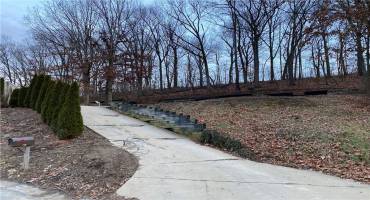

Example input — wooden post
[23,146,30,169]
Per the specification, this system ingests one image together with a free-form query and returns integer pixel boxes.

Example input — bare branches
[1,0,368,98]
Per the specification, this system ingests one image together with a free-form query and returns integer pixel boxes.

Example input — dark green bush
[56,82,83,139]
[200,129,243,152]
[9,89,20,107]
[0,77,4,106]
[367,71,370,96]
[24,75,38,107]
[36,76,51,113]
[0,77,4,96]
[18,87,28,107]
[200,129,212,143]
[44,81,63,125]
[30,75,45,110]
[51,83,70,131]
[41,81,55,122]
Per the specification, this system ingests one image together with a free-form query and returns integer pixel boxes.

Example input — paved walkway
[81,106,370,200]
[0,180,67,200]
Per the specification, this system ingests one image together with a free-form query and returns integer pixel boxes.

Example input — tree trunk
[287,55,294,85]
[312,45,320,78]
[238,46,248,83]
[105,52,114,105]
[201,49,210,86]
[173,46,178,88]
[269,22,274,81]
[339,33,347,76]
[198,54,204,87]
[229,49,234,84]
[252,38,259,83]
[269,45,274,81]
[298,49,302,79]
[355,31,365,76]
[233,12,240,90]
[215,53,221,84]
[323,33,331,77]
[157,47,163,90]
[294,51,298,80]
[187,54,193,88]
[165,61,171,89]
[82,65,90,105]
[243,52,249,83]
[366,34,370,73]
[287,29,296,85]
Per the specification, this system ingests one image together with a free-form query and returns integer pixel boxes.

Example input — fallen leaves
[156,95,370,183]
[0,108,138,199]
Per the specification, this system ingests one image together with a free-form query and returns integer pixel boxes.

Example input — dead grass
[155,94,370,183]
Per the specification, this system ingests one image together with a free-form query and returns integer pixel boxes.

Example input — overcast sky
[0,0,41,42]
[0,0,155,42]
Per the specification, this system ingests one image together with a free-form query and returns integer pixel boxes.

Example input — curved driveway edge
[81,106,370,200]
[0,180,67,200]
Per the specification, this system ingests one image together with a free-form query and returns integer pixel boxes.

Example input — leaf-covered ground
[0,108,138,199]
[155,95,370,183]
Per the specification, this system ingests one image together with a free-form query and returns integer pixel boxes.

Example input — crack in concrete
[157,158,240,164]
[130,137,183,140]
[132,177,368,188]
[85,124,144,127]
[204,181,209,200]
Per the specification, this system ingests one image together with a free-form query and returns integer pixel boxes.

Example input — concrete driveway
[0,180,67,200]
[81,106,370,200]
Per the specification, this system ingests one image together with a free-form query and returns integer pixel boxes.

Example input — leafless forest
[1,0,369,104]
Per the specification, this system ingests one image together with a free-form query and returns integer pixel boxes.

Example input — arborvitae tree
[56,82,83,139]
[36,76,51,113]
[18,87,28,107]
[44,81,63,124]
[51,83,70,131]
[367,70,370,96]
[30,74,45,110]
[24,74,38,107]
[41,81,55,122]
[1,77,5,105]
[9,89,20,107]
[0,77,4,96]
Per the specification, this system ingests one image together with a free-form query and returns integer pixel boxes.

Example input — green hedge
[9,89,20,107]
[36,76,51,113]
[10,75,84,140]
[51,83,70,131]
[30,75,45,109]
[18,87,28,107]
[44,81,62,124]
[0,77,4,96]
[41,81,55,122]
[24,75,37,107]
[56,82,83,139]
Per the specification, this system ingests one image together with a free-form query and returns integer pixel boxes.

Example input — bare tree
[167,0,212,86]
[282,0,313,85]
[94,0,133,104]
[235,0,281,83]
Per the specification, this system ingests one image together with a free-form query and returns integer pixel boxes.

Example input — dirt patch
[155,94,370,183]
[0,108,138,199]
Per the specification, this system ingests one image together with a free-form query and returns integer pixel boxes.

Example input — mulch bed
[0,108,138,199]
[156,94,370,184]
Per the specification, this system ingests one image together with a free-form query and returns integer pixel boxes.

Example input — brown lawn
[155,94,370,183]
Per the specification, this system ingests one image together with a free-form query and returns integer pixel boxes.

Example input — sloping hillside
[156,95,370,183]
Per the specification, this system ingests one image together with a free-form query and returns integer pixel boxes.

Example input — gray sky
[0,0,155,42]
[0,0,41,42]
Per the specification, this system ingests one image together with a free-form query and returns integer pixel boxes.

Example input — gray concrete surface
[0,180,67,200]
[81,106,370,200]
